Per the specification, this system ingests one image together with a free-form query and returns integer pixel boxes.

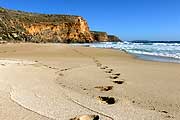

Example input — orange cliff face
[90,31,108,42]
[23,17,93,43]
[0,7,121,43]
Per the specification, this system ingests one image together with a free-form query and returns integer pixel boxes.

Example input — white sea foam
[77,41,180,62]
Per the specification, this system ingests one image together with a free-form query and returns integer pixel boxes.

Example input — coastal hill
[0,7,121,43]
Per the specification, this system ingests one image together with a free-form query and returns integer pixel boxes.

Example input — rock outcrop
[108,35,121,42]
[0,7,121,43]
[91,31,121,42]
[90,31,108,42]
[23,17,93,43]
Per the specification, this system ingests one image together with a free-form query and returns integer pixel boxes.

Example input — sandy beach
[0,43,180,120]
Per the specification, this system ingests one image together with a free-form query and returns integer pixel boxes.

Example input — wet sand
[0,43,180,120]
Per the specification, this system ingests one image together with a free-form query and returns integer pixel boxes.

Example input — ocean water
[75,41,180,63]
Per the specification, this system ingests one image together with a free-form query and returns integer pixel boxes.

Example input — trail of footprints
[92,58,125,105]
[47,48,173,120]
[93,58,124,85]
[24,59,176,119]
[92,58,175,118]
[43,49,175,119]
[71,49,124,105]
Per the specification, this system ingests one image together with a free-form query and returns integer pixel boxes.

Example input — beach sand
[0,43,179,120]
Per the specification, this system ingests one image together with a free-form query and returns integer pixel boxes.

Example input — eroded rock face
[108,35,121,42]
[90,31,108,42]
[91,31,121,42]
[23,17,93,43]
[0,7,121,43]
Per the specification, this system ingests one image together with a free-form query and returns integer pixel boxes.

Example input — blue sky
[0,0,180,41]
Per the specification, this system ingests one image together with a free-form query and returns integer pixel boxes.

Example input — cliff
[108,35,121,42]
[91,31,121,42]
[90,31,108,42]
[0,7,121,43]
[23,17,93,43]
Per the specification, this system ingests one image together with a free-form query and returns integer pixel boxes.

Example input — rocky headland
[0,7,121,43]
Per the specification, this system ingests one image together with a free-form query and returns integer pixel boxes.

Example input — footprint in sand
[93,60,99,63]
[0,51,7,53]
[158,110,175,119]
[34,60,38,63]
[112,73,120,76]
[70,114,99,120]
[48,66,59,70]
[60,68,71,71]
[82,88,87,91]
[109,73,121,79]
[109,75,119,79]
[113,80,124,84]
[165,115,175,119]
[1,64,6,66]
[100,66,108,69]
[159,110,168,114]
[96,63,102,67]
[97,96,116,105]
[58,83,66,88]
[105,69,113,73]
[94,86,113,91]
[58,73,64,76]
[93,59,102,67]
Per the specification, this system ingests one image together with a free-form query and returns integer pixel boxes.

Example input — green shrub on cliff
[0,7,6,12]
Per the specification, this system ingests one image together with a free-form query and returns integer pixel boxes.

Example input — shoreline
[74,41,180,64]
[75,43,180,65]
[2,42,180,64]
[0,43,180,119]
